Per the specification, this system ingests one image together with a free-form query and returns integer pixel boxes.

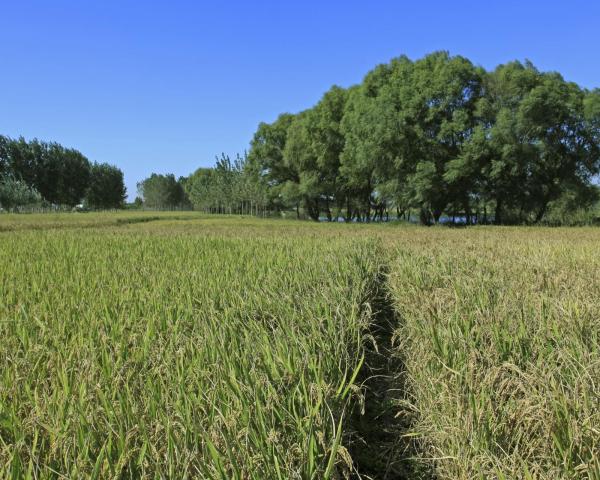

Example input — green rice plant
[0,225,382,478]
[2,213,599,479]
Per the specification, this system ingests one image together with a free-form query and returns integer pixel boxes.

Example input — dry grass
[0,210,203,232]
[389,228,600,479]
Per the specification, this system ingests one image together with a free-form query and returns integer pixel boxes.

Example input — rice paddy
[389,228,600,479]
[1,214,599,479]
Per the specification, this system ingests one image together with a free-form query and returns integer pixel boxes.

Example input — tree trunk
[306,198,320,222]
[534,201,549,224]
[464,200,472,226]
[419,208,431,226]
[494,197,503,225]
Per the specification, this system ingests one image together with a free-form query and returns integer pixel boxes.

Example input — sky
[1,1,599,200]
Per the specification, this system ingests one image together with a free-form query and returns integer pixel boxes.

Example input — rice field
[389,228,600,479]
[0,217,382,478]
[1,214,599,479]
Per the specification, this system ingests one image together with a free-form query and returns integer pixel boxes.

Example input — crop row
[0,228,381,478]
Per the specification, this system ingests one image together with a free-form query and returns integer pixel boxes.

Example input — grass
[0,210,203,232]
[389,228,600,479]
[1,214,599,479]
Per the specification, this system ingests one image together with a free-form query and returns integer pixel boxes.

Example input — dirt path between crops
[348,265,433,480]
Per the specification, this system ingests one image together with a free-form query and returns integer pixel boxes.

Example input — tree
[55,146,92,206]
[0,136,93,206]
[193,53,600,225]
[85,163,127,209]
[0,175,42,210]
[137,173,187,209]
[184,168,217,211]
[0,136,9,177]
[283,111,321,220]
[3,136,38,187]
[184,153,267,215]
[467,62,599,224]
[283,87,351,221]
[341,80,397,221]
[340,53,483,223]
[247,113,297,211]
[584,88,600,167]
[408,52,483,224]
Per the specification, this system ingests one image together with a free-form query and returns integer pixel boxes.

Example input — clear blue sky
[1,1,599,199]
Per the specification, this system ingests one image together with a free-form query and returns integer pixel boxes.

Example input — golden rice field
[0,212,599,479]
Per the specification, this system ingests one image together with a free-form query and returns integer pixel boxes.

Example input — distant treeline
[141,52,600,225]
[0,135,126,211]
[136,154,268,214]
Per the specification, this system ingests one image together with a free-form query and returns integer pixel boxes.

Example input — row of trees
[179,52,600,224]
[252,53,600,224]
[0,135,126,210]
[136,173,189,209]
[184,154,267,214]
[136,155,268,214]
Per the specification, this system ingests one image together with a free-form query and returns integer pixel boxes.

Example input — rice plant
[0,225,381,478]
[389,228,600,479]
[2,214,599,479]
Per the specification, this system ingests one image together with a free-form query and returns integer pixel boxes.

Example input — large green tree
[408,52,483,224]
[197,53,600,225]
[85,163,127,209]
[54,146,92,206]
[341,52,483,223]
[248,113,297,211]
[306,85,350,219]
[0,135,96,207]
[184,168,220,211]
[137,173,187,209]
[341,70,402,221]
[458,62,600,223]
[283,111,321,220]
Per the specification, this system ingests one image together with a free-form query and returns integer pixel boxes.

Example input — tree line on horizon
[5,51,599,224]
[0,135,126,211]
[136,153,269,214]
[155,52,599,225]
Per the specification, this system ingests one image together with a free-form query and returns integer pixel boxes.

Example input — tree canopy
[236,53,600,224]
[137,173,189,209]
[0,135,126,210]
[86,163,127,209]
[183,154,267,215]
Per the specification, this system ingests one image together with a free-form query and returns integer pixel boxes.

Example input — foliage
[239,53,600,224]
[137,173,189,209]
[183,153,268,214]
[0,175,42,210]
[85,163,127,209]
[0,135,125,208]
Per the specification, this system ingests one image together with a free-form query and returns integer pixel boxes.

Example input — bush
[0,175,42,211]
